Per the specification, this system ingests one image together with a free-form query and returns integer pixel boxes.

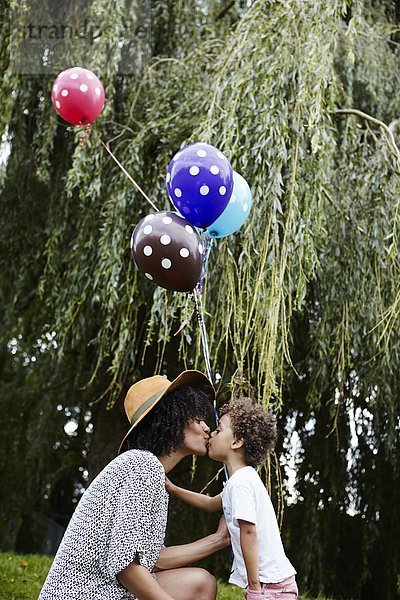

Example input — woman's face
[181,418,210,456]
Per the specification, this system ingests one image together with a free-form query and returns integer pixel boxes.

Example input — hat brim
[117,370,215,455]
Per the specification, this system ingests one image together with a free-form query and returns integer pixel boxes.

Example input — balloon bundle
[131,142,253,396]
[51,67,253,400]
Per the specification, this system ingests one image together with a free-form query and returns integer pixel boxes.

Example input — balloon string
[173,234,213,335]
[193,240,228,481]
[197,234,214,294]
[79,123,92,147]
[204,235,214,268]
[96,134,160,212]
[193,286,213,384]
[194,288,228,482]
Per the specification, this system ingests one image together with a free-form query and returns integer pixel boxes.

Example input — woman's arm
[238,519,261,591]
[118,558,175,600]
[165,477,222,512]
[155,515,230,570]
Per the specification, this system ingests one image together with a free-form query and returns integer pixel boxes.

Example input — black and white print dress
[39,449,169,600]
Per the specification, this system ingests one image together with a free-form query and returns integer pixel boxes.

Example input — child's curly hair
[219,397,277,468]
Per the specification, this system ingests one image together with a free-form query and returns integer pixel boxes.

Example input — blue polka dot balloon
[206,171,253,238]
[166,142,234,228]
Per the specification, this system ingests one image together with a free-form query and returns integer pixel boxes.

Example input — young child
[166,398,298,599]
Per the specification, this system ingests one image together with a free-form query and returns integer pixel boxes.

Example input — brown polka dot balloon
[131,211,204,292]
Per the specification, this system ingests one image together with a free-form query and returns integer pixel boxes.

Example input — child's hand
[165,476,174,493]
[243,588,264,599]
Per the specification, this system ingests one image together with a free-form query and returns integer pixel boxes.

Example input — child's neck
[225,453,248,478]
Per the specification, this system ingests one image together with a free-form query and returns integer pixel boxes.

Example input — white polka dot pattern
[38,450,168,600]
[160,235,171,245]
[131,211,204,292]
[204,170,253,238]
[51,67,105,126]
[165,143,234,228]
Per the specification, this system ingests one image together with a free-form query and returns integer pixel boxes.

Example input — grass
[0,553,53,600]
[0,552,332,599]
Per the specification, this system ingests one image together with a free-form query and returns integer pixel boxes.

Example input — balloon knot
[78,122,92,148]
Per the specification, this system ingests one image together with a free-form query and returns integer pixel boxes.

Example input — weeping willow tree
[1,0,400,598]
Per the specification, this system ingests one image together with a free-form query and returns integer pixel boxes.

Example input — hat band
[129,387,168,427]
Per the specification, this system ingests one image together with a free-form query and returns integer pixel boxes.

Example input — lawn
[0,553,53,600]
[0,552,332,599]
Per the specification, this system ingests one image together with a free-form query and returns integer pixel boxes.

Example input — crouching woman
[39,370,229,600]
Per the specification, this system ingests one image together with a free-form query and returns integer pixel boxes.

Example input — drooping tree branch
[336,107,400,167]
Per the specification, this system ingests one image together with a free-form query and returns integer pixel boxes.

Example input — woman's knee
[190,568,217,600]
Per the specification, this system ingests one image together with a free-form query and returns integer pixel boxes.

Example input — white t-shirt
[39,450,168,600]
[221,466,296,588]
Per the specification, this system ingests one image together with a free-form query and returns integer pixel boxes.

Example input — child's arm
[165,477,222,512]
[238,519,261,591]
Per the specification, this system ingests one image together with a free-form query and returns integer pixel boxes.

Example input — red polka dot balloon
[51,67,105,126]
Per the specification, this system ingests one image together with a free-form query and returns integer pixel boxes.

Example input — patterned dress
[39,450,169,599]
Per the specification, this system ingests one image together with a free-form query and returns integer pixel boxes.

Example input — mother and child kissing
[166,397,298,599]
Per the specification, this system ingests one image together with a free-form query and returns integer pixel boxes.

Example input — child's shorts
[244,576,298,599]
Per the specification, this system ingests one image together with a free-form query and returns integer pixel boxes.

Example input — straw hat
[118,370,215,454]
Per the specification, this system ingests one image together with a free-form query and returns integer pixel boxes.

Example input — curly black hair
[219,397,277,468]
[121,384,211,456]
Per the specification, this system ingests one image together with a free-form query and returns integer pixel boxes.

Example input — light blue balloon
[206,171,252,238]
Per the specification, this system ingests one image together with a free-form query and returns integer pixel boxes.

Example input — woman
[39,370,229,600]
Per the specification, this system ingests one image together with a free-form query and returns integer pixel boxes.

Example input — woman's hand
[216,515,230,547]
[165,476,174,494]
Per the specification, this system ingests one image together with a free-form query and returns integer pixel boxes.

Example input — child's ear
[231,437,244,449]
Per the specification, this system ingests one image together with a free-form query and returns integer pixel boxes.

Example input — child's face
[208,413,235,462]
